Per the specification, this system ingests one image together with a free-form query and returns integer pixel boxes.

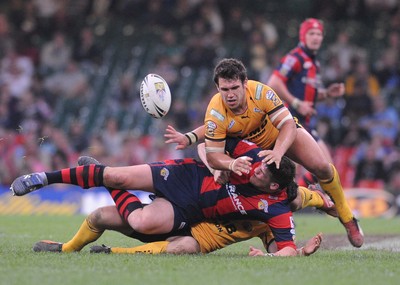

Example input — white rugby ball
[140,74,171,119]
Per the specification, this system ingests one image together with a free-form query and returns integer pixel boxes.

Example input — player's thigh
[104,164,155,191]
[129,198,175,234]
[286,128,332,179]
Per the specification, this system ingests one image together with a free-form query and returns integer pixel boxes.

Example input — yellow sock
[111,241,169,254]
[298,186,324,209]
[319,164,353,223]
[62,218,104,252]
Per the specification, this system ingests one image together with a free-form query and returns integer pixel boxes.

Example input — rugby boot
[78,156,100,166]
[33,240,63,252]
[90,244,111,254]
[342,218,364,248]
[10,172,48,196]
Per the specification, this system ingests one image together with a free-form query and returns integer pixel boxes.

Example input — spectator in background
[353,141,387,188]
[345,59,380,97]
[358,95,398,146]
[72,26,102,72]
[0,13,14,59]
[100,117,126,157]
[39,31,71,75]
[68,119,89,153]
[327,30,359,75]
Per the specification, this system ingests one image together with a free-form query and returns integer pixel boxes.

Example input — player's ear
[270,182,280,191]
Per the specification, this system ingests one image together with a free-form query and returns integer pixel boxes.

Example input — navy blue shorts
[149,158,212,231]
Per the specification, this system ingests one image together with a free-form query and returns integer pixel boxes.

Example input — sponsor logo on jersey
[160,167,169,181]
[206,120,217,137]
[226,184,247,215]
[210,109,225,121]
[228,120,235,130]
[258,199,269,213]
[301,76,321,88]
[255,84,263,100]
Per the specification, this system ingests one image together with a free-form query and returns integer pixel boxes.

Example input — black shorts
[149,158,212,231]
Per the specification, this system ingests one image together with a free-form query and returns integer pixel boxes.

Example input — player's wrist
[291,98,300,110]
[185,132,198,145]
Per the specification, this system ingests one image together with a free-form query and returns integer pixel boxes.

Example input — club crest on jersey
[258,199,269,213]
[160,167,169,181]
[206,120,217,137]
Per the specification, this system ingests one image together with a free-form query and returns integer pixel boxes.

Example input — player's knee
[310,161,332,180]
[167,236,200,254]
[104,168,130,188]
[87,208,105,230]
[290,193,303,212]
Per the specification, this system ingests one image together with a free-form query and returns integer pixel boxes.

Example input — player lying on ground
[33,196,323,257]
[11,138,325,255]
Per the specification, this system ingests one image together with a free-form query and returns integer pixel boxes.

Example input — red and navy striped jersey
[150,138,296,250]
[273,45,323,127]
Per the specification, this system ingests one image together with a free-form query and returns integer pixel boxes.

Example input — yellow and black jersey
[190,220,274,254]
[204,80,285,150]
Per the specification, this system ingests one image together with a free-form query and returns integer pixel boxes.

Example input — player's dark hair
[213,58,247,85]
[268,156,298,202]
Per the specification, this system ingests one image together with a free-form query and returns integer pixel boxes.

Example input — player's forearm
[206,151,233,171]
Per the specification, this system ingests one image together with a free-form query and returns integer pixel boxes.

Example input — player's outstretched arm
[164,125,205,150]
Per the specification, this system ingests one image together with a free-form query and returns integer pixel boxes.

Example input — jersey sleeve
[273,53,301,83]
[267,211,296,250]
[204,94,228,141]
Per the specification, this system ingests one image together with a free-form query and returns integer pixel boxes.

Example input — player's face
[217,78,248,114]
[250,163,276,193]
[305,28,323,51]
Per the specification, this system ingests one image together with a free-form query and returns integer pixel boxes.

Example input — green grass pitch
[1,214,399,285]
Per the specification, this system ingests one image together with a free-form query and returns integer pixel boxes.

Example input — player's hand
[164,125,188,150]
[302,232,323,256]
[214,170,230,184]
[229,156,252,176]
[248,246,265,256]
[327,83,345,97]
[297,100,316,117]
[257,150,282,169]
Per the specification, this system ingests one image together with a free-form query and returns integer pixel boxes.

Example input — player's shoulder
[247,80,280,101]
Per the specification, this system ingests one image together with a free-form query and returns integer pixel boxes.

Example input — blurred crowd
[0,0,400,200]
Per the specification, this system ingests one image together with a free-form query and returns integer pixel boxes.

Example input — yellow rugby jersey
[190,220,271,253]
[204,80,284,150]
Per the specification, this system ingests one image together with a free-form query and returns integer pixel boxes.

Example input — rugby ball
[140,74,171,119]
